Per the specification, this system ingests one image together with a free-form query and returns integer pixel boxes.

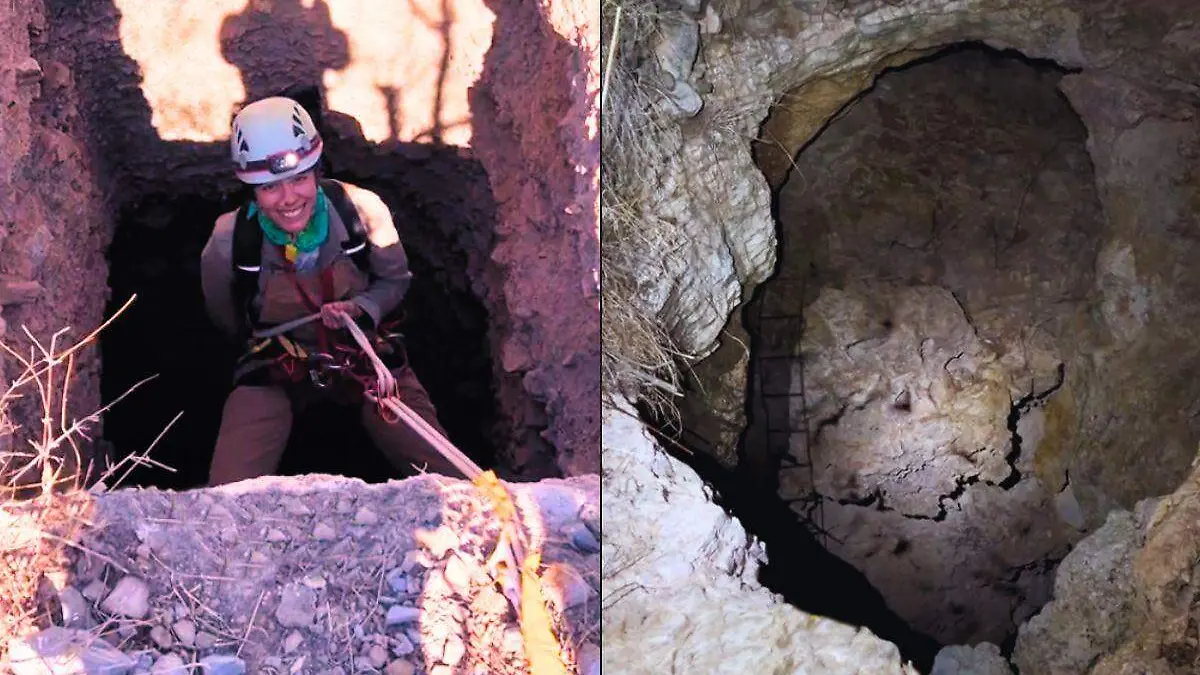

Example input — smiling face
[253,170,318,234]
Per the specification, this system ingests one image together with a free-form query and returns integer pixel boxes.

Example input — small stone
[150,625,174,649]
[173,603,190,620]
[415,526,459,559]
[81,579,108,602]
[58,585,92,628]
[336,497,354,513]
[284,499,312,516]
[569,524,601,553]
[172,620,196,646]
[288,655,307,674]
[313,522,337,540]
[385,605,421,626]
[501,627,523,654]
[263,656,283,669]
[8,627,136,675]
[354,507,380,525]
[283,630,304,653]
[195,631,219,649]
[385,568,407,594]
[444,555,476,597]
[266,528,288,542]
[101,576,151,619]
[200,654,247,675]
[135,650,159,670]
[249,550,270,564]
[368,644,389,668]
[390,633,415,656]
[442,634,466,666]
[385,660,416,675]
[152,653,188,674]
[118,624,138,639]
[430,666,454,675]
[276,582,318,628]
[301,574,326,590]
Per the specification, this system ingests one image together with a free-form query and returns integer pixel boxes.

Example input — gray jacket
[200,180,413,340]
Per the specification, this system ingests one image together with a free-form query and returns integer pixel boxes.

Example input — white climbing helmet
[230,96,323,185]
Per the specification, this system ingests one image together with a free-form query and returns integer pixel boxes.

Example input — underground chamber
[660,41,1200,664]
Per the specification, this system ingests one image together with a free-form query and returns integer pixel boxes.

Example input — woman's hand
[320,300,362,328]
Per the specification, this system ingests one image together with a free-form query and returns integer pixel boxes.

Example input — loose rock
[385,660,416,675]
[151,653,188,674]
[569,524,601,554]
[367,644,390,668]
[442,634,466,666]
[283,630,304,653]
[200,654,247,675]
[81,579,108,602]
[149,625,174,649]
[9,627,136,675]
[415,526,459,559]
[313,522,337,540]
[385,605,421,626]
[443,554,474,597]
[172,620,196,646]
[276,582,318,628]
[101,576,151,619]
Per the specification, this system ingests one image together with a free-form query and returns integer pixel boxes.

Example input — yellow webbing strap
[472,471,568,675]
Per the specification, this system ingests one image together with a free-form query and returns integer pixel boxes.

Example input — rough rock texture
[0,0,110,482]
[743,48,1101,644]
[612,0,1200,652]
[930,642,1012,675]
[602,399,919,674]
[5,474,599,673]
[1012,501,1158,675]
[469,0,601,475]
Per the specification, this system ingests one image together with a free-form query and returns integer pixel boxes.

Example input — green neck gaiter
[248,186,330,253]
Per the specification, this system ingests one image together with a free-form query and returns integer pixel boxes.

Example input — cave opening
[748,42,1093,649]
[98,110,503,491]
[665,41,1120,664]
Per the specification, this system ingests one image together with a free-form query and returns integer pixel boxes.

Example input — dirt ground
[4,473,600,674]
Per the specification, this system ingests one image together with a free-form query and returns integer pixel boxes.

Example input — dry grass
[601,0,694,414]
[0,296,174,664]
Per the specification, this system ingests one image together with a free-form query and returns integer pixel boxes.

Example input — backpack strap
[231,204,264,340]
[321,178,371,273]
[228,180,371,341]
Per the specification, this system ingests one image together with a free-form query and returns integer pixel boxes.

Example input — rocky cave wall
[33,0,599,479]
[0,1,110,482]
[748,46,1106,645]
[605,0,1200,672]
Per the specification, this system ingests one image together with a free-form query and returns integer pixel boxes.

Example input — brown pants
[208,365,463,485]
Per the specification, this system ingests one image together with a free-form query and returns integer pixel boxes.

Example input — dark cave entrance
[671,41,1105,666]
[99,160,502,491]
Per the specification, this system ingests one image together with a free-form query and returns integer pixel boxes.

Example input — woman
[200,96,461,485]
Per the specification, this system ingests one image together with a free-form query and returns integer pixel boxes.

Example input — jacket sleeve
[342,183,413,326]
[200,211,239,339]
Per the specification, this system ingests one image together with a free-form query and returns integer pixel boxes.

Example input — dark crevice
[644,407,942,673]
[1001,362,1067,490]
